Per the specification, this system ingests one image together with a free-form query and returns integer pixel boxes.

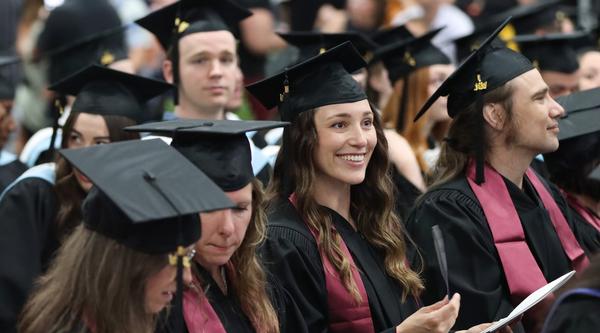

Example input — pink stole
[466,161,589,331]
[289,193,375,333]
[564,191,600,232]
[183,283,228,333]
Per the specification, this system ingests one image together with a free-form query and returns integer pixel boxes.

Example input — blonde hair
[269,108,423,302]
[19,225,166,333]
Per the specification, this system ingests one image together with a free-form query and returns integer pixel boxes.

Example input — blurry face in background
[541,70,580,98]
[67,113,110,192]
[578,51,600,91]
[427,64,454,123]
[0,100,15,149]
[226,66,244,110]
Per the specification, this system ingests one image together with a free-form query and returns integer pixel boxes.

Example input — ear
[482,103,506,130]
[162,59,174,84]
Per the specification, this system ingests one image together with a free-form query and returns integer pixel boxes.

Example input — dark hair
[53,113,139,240]
[268,103,423,300]
[545,132,600,200]
[429,81,515,187]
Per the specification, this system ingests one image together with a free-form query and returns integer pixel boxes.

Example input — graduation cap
[60,138,234,254]
[135,0,252,51]
[415,18,534,183]
[135,0,251,105]
[487,0,566,35]
[0,54,20,100]
[48,64,173,123]
[370,25,414,47]
[554,87,600,141]
[246,41,367,122]
[371,27,450,84]
[125,120,288,191]
[515,32,586,73]
[60,138,234,333]
[36,0,127,84]
[279,31,378,62]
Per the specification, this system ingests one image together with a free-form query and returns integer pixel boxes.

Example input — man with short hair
[407,19,593,333]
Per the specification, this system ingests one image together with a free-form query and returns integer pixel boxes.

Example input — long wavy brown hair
[382,67,433,172]
[53,113,139,241]
[429,81,515,187]
[191,178,279,333]
[19,225,167,333]
[268,106,423,302]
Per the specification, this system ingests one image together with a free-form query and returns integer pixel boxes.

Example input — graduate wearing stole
[247,42,497,333]
[407,19,591,333]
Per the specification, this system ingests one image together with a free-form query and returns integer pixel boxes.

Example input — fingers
[430,293,460,322]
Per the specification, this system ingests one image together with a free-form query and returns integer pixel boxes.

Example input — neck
[175,97,225,120]
[207,265,227,295]
[572,193,600,216]
[486,144,535,189]
[312,178,353,228]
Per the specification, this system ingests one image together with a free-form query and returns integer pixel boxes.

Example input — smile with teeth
[339,154,365,162]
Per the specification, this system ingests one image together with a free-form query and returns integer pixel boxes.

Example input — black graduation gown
[0,159,27,193]
[565,205,600,255]
[390,167,422,222]
[0,178,59,333]
[543,292,600,333]
[406,174,586,332]
[156,263,306,333]
[261,199,420,333]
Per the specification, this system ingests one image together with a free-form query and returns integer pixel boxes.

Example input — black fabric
[279,32,377,62]
[515,32,584,74]
[552,87,600,141]
[543,293,600,333]
[0,159,27,193]
[36,0,125,83]
[390,167,422,222]
[246,42,366,122]
[406,173,590,331]
[262,199,420,333]
[565,206,600,255]
[370,25,413,47]
[0,178,59,333]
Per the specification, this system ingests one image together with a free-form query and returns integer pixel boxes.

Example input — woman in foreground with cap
[0,66,172,333]
[19,139,234,333]
[247,42,498,333]
[127,119,303,333]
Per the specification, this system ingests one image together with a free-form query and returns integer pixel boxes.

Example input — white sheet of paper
[480,270,576,333]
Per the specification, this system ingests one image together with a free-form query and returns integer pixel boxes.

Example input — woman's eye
[331,122,346,129]
[95,139,110,145]
[363,118,373,127]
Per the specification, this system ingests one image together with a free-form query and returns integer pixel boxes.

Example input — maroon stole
[183,279,228,333]
[564,191,600,232]
[466,161,589,330]
[289,193,376,333]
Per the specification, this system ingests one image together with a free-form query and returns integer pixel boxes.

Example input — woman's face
[195,183,253,271]
[313,99,377,187]
[427,64,454,123]
[144,248,194,314]
[67,113,110,192]
[578,51,600,91]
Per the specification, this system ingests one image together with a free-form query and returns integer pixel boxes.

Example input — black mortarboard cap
[416,18,534,121]
[515,32,585,74]
[36,0,127,84]
[279,31,378,62]
[416,18,534,184]
[0,54,19,100]
[246,41,367,122]
[371,27,450,84]
[553,87,600,141]
[48,65,173,123]
[59,139,234,254]
[590,165,600,181]
[370,25,414,46]
[125,120,288,191]
[136,0,252,51]
[487,0,565,35]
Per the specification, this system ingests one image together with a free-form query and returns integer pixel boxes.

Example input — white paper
[480,270,575,333]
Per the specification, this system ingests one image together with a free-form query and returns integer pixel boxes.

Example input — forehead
[314,99,371,117]
[178,30,236,55]
[510,69,547,92]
